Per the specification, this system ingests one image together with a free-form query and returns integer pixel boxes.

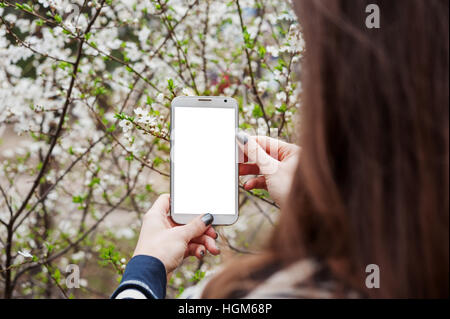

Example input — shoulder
[243,258,360,299]
[181,258,360,299]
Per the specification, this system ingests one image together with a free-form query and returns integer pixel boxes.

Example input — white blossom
[0,0,301,298]
[276,91,287,102]
[156,93,164,103]
[18,250,33,258]
[182,88,195,96]
[119,119,132,133]
[257,81,268,93]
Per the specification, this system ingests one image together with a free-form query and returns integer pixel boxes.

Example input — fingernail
[236,132,248,145]
[200,250,205,257]
[201,213,214,226]
[215,232,219,239]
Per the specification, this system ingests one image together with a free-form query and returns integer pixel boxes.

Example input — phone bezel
[170,96,239,225]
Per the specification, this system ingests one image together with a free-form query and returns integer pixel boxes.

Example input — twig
[239,185,279,209]
[236,0,270,131]
[11,188,133,291]
[200,0,210,90]
[13,136,106,233]
[43,263,70,299]
[0,185,13,221]
[0,16,73,64]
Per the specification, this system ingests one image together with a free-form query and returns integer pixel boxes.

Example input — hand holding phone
[170,96,238,225]
[133,194,220,274]
[237,134,301,207]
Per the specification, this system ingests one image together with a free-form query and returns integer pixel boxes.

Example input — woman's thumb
[178,214,214,241]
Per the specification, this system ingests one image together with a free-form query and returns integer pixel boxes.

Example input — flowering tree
[0,0,303,298]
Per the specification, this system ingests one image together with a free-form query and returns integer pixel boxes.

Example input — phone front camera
[224,99,228,103]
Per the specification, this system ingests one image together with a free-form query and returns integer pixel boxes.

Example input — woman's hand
[237,133,300,207]
[133,194,220,274]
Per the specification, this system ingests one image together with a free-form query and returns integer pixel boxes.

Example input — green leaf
[252,104,264,118]
[94,86,106,96]
[72,195,85,203]
[53,268,61,283]
[277,103,287,113]
[274,59,286,72]
[114,112,126,120]
[22,3,33,12]
[176,286,185,298]
[54,14,62,24]
[242,26,254,49]
[146,96,154,105]
[153,157,163,167]
[58,61,71,71]
[45,243,54,254]
[167,78,174,90]
[88,177,101,187]
[251,189,270,198]
[125,153,134,161]
[258,45,266,59]
[107,124,116,132]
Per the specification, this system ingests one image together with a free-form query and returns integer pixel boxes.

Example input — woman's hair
[203,0,449,298]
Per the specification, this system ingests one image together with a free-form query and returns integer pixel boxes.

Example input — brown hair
[203,0,449,298]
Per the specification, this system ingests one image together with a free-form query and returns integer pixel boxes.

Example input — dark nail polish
[200,250,205,257]
[236,132,248,145]
[201,213,214,226]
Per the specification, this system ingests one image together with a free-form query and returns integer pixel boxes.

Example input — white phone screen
[173,106,236,215]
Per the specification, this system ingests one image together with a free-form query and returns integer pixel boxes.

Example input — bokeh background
[0,0,303,298]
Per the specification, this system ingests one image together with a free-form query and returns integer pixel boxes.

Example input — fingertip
[160,193,170,200]
[211,245,221,255]
[236,132,249,145]
[187,243,206,259]
[208,238,221,255]
[154,193,170,207]
[201,213,214,226]
[180,214,214,241]
[196,245,206,259]
[205,226,218,239]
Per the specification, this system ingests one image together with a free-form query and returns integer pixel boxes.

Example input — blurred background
[0,0,303,298]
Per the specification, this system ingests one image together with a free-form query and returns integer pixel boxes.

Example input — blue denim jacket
[111,255,166,299]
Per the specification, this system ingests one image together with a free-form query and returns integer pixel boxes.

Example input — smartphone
[170,96,238,225]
